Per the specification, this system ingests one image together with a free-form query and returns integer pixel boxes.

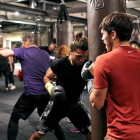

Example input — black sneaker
[5,89,9,93]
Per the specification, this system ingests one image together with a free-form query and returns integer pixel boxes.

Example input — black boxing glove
[81,61,93,83]
[81,61,94,94]
[51,86,66,102]
[45,82,66,102]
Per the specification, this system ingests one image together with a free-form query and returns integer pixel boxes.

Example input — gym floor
[0,76,90,140]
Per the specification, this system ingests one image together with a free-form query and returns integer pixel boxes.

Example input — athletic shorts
[36,99,91,134]
[13,93,50,120]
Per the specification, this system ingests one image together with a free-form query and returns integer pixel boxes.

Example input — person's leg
[7,112,20,140]
[68,92,84,133]
[37,95,66,140]
[3,71,9,92]
[9,63,16,90]
[29,131,45,140]
[53,124,66,140]
[7,94,37,140]
[68,100,91,140]
[30,100,66,140]
[29,125,67,140]
[5,75,9,89]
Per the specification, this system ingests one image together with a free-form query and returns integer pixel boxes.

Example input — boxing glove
[45,82,66,102]
[18,69,23,81]
[81,61,93,83]
[81,61,94,94]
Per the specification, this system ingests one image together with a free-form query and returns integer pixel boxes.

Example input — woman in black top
[0,54,11,92]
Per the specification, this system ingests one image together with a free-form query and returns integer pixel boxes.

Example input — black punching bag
[36,31,41,47]
[131,21,140,42]
[87,0,126,140]
[34,22,41,47]
[56,4,73,47]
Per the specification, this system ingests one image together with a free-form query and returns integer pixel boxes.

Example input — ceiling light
[15,12,19,16]
[53,6,57,10]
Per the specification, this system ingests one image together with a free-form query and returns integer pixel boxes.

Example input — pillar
[87,0,126,140]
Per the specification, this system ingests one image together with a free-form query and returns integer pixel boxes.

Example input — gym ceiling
[0,0,140,33]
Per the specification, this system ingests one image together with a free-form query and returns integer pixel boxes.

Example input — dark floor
[0,76,90,140]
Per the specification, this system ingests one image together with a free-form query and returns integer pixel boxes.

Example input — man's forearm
[0,49,14,57]
[89,88,107,110]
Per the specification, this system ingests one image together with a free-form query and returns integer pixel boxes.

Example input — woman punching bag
[56,3,73,48]
[87,0,126,140]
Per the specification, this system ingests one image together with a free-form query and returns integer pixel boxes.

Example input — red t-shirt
[93,46,140,140]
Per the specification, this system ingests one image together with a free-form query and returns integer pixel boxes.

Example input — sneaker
[67,118,71,123]
[5,88,9,93]
[70,128,80,133]
[10,85,16,90]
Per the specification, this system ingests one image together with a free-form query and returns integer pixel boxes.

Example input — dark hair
[70,31,88,52]
[52,38,56,44]
[99,11,133,41]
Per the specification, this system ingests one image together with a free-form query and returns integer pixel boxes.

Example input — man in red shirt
[89,12,140,139]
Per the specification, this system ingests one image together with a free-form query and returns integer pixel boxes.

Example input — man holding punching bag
[83,12,140,140]
[30,32,91,140]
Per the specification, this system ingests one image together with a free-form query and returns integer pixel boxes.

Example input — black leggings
[4,73,9,88]
[9,63,15,85]
[7,112,20,140]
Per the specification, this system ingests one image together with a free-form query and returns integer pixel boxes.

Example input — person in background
[56,45,70,59]
[0,47,12,92]
[4,47,16,90]
[0,33,66,140]
[39,38,57,61]
[130,40,140,50]
[87,11,140,140]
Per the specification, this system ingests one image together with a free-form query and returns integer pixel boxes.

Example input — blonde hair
[56,45,70,59]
